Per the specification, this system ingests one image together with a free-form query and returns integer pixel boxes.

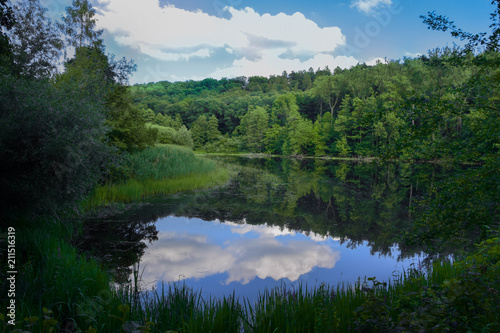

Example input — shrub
[0,75,114,217]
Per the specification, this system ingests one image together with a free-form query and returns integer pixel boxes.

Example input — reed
[2,217,119,332]
[2,246,472,333]
[105,261,457,333]
[129,144,218,181]
[83,144,230,209]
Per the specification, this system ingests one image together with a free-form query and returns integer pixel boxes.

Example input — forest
[0,0,499,331]
[130,49,498,162]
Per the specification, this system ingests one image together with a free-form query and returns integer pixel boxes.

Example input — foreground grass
[2,226,498,332]
[83,144,230,209]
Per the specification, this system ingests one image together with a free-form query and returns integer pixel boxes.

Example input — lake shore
[2,149,498,332]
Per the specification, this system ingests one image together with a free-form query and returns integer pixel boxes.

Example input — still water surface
[81,156,445,303]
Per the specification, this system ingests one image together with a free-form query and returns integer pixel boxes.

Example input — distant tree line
[131,49,497,162]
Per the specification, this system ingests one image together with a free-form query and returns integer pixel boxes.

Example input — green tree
[310,74,347,118]
[0,0,15,72]
[335,136,351,157]
[154,112,172,127]
[314,113,334,155]
[142,108,155,123]
[57,0,103,50]
[172,113,183,130]
[176,125,194,149]
[207,114,221,142]
[106,86,157,152]
[8,0,63,78]
[190,115,209,149]
[284,116,316,156]
[0,75,113,217]
[271,94,300,126]
[264,124,285,154]
[236,105,269,152]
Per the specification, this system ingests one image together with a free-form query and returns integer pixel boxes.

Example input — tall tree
[190,115,209,149]
[0,0,15,71]
[58,0,103,51]
[207,114,221,142]
[8,0,63,78]
[310,74,347,119]
[237,106,269,152]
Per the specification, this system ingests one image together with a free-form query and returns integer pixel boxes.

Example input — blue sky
[43,0,495,84]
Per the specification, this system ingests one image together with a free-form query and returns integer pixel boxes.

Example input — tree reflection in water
[77,212,159,284]
[78,156,457,284]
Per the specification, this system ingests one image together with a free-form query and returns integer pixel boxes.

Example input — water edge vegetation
[83,145,231,210]
[0,0,498,331]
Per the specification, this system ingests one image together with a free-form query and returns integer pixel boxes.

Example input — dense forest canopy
[130,49,498,162]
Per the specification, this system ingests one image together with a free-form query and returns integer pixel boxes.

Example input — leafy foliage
[0,75,113,216]
[354,238,500,332]
[0,0,15,71]
[8,0,63,78]
[106,86,157,152]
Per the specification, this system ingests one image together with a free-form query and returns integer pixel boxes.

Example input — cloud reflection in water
[139,217,340,286]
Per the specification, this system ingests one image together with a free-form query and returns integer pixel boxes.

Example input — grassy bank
[113,244,498,332]
[83,144,230,210]
[2,235,498,332]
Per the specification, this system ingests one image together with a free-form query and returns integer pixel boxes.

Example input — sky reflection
[140,216,340,285]
[137,215,422,302]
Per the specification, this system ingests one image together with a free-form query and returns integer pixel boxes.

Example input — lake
[79,156,447,304]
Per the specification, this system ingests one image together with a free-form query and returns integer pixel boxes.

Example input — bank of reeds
[108,260,459,333]
[3,220,498,332]
[83,144,230,209]
[110,247,498,333]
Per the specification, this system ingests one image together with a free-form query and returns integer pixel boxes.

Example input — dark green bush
[0,75,114,217]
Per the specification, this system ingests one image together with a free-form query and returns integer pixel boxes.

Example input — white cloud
[226,221,339,242]
[366,57,386,66]
[224,238,339,284]
[351,0,392,15]
[94,0,354,80]
[140,232,235,282]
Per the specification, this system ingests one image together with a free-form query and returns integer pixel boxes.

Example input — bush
[354,238,500,332]
[204,136,242,153]
[148,124,194,149]
[0,75,114,217]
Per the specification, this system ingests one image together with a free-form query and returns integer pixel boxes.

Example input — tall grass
[83,145,230,209]
[129,144,218,181]
[0,217,123,332]
[6,231,498,333]
[104,261,458,333]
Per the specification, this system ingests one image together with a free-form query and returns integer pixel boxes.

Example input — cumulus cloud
[94,0,354,80]
[224,238,339,284]
[351,0,392,15]
[140,232,235,282]
[365,57,386,66]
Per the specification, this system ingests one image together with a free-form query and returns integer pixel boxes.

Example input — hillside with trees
[130,50,498,163]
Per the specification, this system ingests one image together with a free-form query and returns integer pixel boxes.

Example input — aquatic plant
[83,144,230,209]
